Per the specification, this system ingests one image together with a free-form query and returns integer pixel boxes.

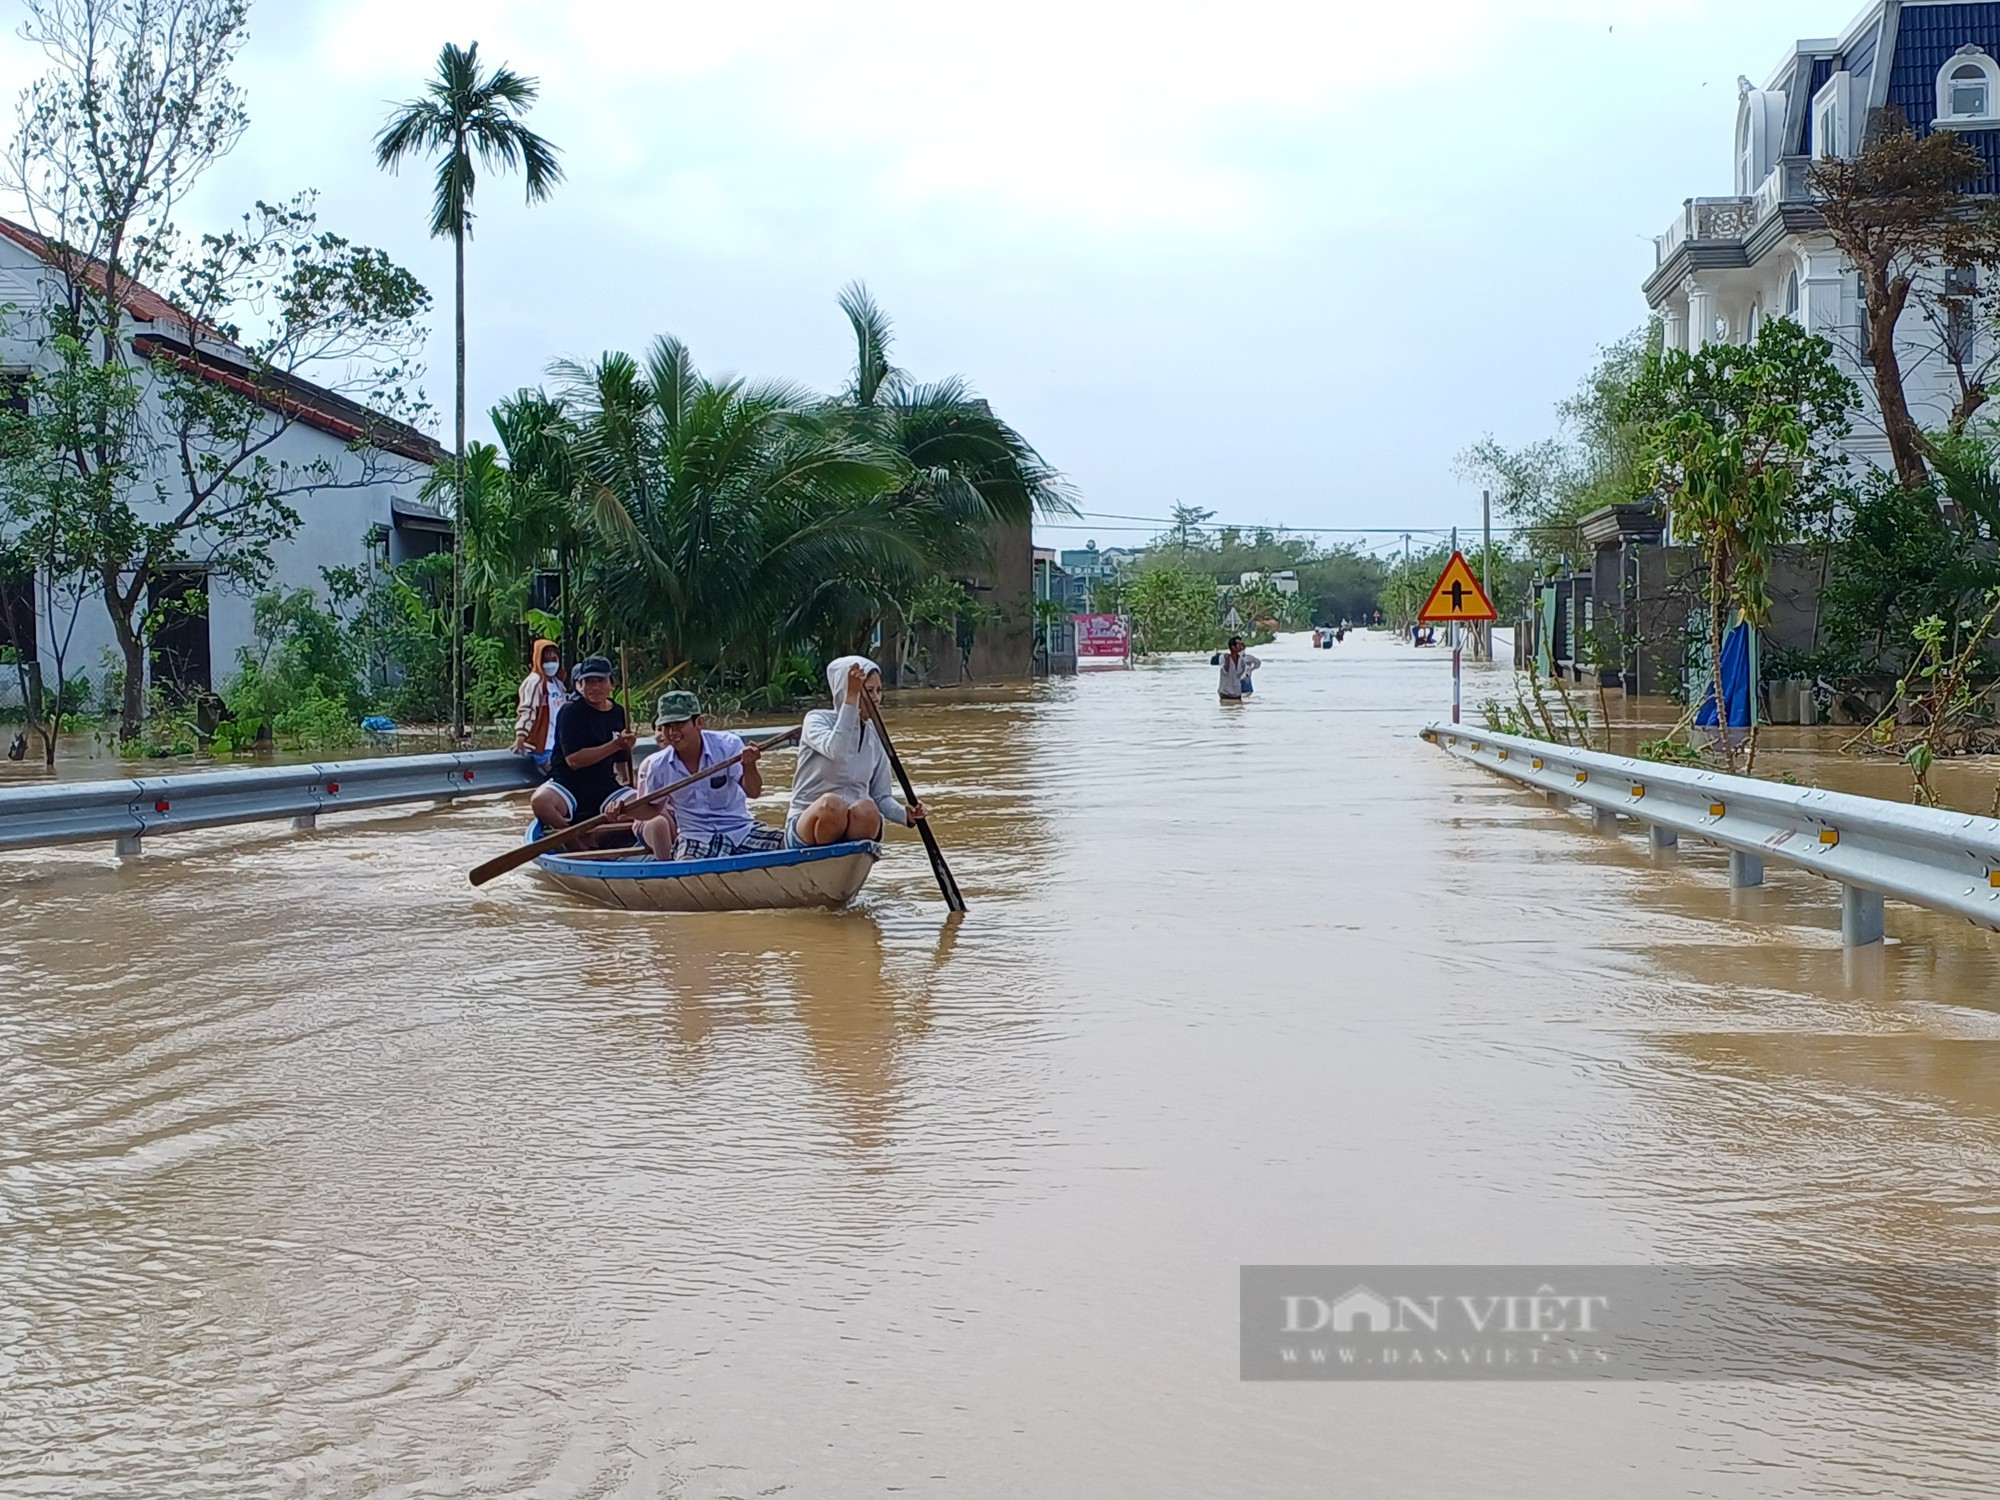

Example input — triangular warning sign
[1417,551,1497,622]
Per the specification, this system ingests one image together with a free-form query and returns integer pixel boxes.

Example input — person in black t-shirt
[528,656,640,840]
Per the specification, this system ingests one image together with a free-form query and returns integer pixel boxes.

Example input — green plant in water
[1637,736,1704,766]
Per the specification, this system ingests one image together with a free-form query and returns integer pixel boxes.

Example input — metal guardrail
[1424,723,2000,948]
[0,726,796,857]
[0,750,539,855]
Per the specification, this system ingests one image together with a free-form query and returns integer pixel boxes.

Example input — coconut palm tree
[375,41,562,732]
[553,338,917,683]
[834,282,1071,529]
[829,283,1073,673]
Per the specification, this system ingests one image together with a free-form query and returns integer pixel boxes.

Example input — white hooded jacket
[786,655,909,827]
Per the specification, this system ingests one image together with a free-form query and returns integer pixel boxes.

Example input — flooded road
[5,631,2000,1498]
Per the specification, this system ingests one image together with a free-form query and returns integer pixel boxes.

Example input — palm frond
[839,281,897,407]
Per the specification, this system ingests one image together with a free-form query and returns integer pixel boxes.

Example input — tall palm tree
[551,338,916,680]
[831,283,1074,669]
[835,282,1072,529]
[375,41,562,733]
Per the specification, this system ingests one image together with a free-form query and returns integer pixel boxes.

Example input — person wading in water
[1211,635,1261,702]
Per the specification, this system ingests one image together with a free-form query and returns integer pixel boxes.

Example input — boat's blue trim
[526,822,879,880]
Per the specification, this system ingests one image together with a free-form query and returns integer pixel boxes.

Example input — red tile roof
[0,212,445,468]
[134,335,446,466]
[0,214,201,328]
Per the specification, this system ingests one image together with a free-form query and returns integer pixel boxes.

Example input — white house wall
[0,235,437,703]
[1646,0,2000,476]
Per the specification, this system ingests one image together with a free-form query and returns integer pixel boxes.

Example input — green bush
[274,691,363,751]
[1126,559,1226,653]
[224,587,367,746]
[467,634,521,726]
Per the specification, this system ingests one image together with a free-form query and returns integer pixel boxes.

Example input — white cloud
[0,0,1851,537]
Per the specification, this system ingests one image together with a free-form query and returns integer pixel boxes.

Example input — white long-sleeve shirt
[787,700,908,826]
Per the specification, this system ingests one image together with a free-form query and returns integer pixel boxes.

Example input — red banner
[1073,613,1130,660]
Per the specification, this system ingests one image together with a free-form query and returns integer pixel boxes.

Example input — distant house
[1643,1,2000,472]
[1239,570,1299,596]
[1058,541,1107,609]
[1031,546,1076,674]
[0,213,446,703]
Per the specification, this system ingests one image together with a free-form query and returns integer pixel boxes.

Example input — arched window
[1747,303,1761,341]
[1938,46,2000,123]
[1786,269,1801,317]
[1734,87,1786,192]
[1951,64,1988,115]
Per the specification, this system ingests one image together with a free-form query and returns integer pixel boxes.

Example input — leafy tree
[1379,540,1454,632]
[1808,110,2000,488]
[1628,318,1858,762]
[1457,325,1659,572]
[1168,502,1215,549]
[376,41,563,733]
[829,283,1072,656]
[224,585,366,745]
[0,519,92,767]
[0,2,431,743]
[555,338,911,681]
[1819,471,1991,672]
[1124,556,1222,651]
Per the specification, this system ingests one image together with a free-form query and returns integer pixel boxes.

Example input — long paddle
[862,696,967,913]
[469,726,801,887]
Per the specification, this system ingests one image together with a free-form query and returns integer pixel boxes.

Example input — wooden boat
[526,822,881,911]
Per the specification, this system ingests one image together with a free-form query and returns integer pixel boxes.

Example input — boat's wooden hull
[528,825,880,911]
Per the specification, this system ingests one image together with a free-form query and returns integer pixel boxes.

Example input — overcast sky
[0,0,1856,557]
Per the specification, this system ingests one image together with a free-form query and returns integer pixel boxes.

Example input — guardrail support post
[113,833,142,858]
[1590,805,1617,832]
[1728,851,1764,888]
[292,813,317,832]
[1841,885,1885,947]
[1649,824,1677,851]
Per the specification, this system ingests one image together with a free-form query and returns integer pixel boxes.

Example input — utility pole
[1401,532,1412,632]
[1449,526,1458,651]
[1478,488,1493,662]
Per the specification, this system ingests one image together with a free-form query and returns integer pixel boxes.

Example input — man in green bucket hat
[633,690,787,861]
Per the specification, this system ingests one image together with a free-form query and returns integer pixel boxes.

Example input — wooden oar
[862,696,967,913]
[470,726,800,887]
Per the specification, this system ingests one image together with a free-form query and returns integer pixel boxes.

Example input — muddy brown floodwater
[6,632,2000,1498]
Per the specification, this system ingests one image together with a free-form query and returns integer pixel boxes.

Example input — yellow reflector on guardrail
[1820,829,1840,846]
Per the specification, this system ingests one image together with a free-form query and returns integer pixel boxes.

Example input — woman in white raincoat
[785,655,927,847]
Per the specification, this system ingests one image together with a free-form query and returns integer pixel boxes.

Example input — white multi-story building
[1644,0,2000,467]
[0,213,447,704]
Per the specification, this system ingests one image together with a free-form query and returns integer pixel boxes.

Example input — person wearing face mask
[512,638,568,776]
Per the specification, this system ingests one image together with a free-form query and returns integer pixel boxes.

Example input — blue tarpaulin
[1694,621,1752,729]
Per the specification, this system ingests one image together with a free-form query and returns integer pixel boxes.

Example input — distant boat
[525,822,880,912]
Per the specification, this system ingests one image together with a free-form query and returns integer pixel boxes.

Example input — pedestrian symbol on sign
[1418,552,1497,624]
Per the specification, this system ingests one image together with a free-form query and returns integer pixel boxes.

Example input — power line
[1044,509,1539,536]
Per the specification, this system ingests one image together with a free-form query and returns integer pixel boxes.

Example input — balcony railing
[1654,157,1815,266]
